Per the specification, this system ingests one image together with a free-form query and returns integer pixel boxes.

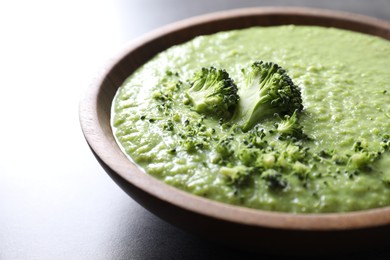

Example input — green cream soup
[112,25,390,213]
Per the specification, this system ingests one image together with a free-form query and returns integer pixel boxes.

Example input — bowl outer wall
[79,7,390,253]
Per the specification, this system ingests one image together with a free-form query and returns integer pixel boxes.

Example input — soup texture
[112,26,390,213]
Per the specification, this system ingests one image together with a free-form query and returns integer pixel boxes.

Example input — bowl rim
[80,6,390,231]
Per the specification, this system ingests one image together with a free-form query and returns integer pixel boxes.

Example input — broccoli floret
[347,139,382,171]
[185,67,239,119]
[244,125,267,148]
[347,152,376,171]
[256,152,278,169]
[274,110,304,139]
[152,70,183,115]
[213,136,235,164]
[177,117,215,153]
[352,138,369,152]
[292,161,310,177]
[237,147,260,167]
[278,142,308,165]
[220,165,251,185]
[261,169,288,189]
[232,61,303,131]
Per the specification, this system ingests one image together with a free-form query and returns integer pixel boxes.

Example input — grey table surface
[1,0,390,259]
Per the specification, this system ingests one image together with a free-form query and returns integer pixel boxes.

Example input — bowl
[79,7,390,255]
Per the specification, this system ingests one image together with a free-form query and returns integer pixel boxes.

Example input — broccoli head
[274,110,305,139]
[347,139,382,171]
[185,67,239,119]
[232,61,303,131]
[220,165,251,185]
[347,152,376,171]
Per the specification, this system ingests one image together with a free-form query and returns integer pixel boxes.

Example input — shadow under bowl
[79,7,390,255]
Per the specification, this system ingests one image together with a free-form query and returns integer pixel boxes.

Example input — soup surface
[112,25,390,213]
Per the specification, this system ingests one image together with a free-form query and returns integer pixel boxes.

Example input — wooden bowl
[79,7,390,255]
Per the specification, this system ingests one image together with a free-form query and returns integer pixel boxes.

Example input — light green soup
[112,26,390,213]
